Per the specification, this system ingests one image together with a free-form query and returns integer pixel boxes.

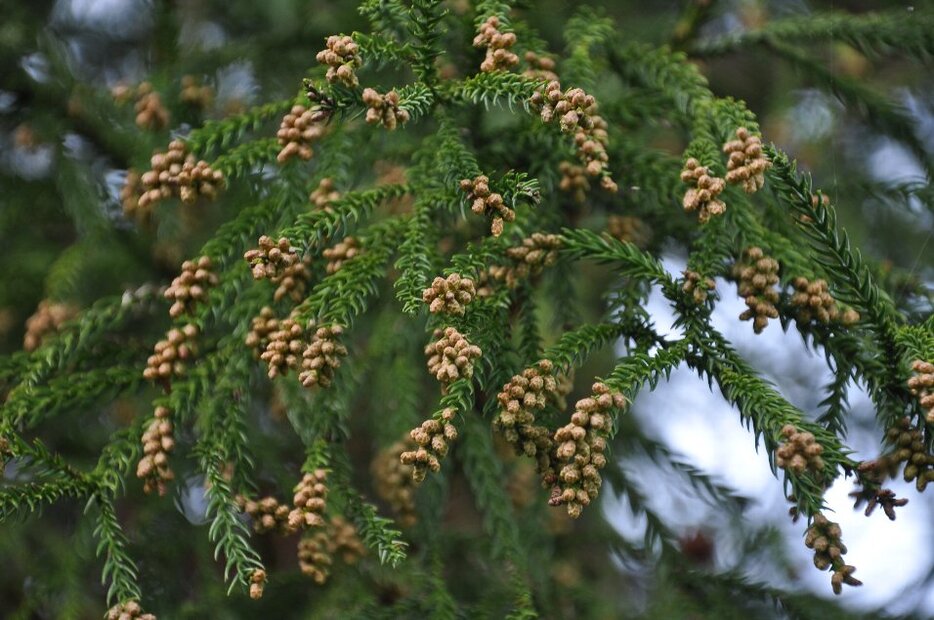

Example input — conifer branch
[692,10,934,62]
[764,41,933,178]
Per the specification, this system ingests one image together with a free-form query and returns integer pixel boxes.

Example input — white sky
[605,254,934,615]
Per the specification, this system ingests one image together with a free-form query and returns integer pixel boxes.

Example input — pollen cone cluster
[733,247,780,333]
[550,383,625,518]
[105,601,156,620]
[245,307,278,356]
[523,51,558,81]
[316,35,361,88]
[805,514,862,595]
[299,323,348,389]
[121,169,143,220]
[137,141,224,213]
[372,440,418,527]
[260,315,305,378]
[558,161,588,203]
[422,273,476,316]
[180,75,214,108]
[908,360,934,423]
[790,277,859,325]
[244,236,310,302]
[473,16,519,72]
[400,408,458,483]
[239,495,293,535]
[424,327,482,384]
[884,417,934,491]
[362,88,410,130]
[249,569,266,600]
[288,469,329,530]
[164,256,218,317]
[490,233,562,288]
[459,175,515,237]
[723,127,770,193]
[276,105,327,163]
[144,324,198,382]
[495,360,560,480]
[297,529,333,584]
[310,177,340,210]
[297,515,365,585]
[681,270,716,304]
[530,81,616,192]
[136,406,175,496]
[23,301,77,351]
[129,82,170,131]
[680,158,726,223]
[775,424,825,475]
[323,236,362,274]
[607,215,650,248]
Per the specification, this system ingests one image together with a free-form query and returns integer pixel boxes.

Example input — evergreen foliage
[0,1,932,617]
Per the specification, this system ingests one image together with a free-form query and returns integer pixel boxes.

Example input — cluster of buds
[849,487,908,521]
[680,158,726,222]
[120,169,144,220]
[131,82,170,130]
[723,127,770,193]
[775,424,825,475]
[883,416,934,491]
[244,236,310,302]
[530,81,617,192]
[495,360,561,480]
[733,247,780,333]
[276,105,327,163]
[400,408,458,483]
[523,51,558,81]
[681,270,716,304]
[288,469,329,530]
[328,515,366,564]
[249,569,266,600]
[550,383,625,518]
[805,514,862,595]
[459,175,515,237]
[260,315,305,378]
[136,406,175,495]
[424,327,482,384]
[362,88,410,130]
[558,161,588,203]
[473,16,519,72]
[297,516,365,585]
[789,277,859,325]
[238,495,293,535]
[323,236,362,274]
[316,35,361,88]
[138,140,224,210]
[907,360,934,423]
[23,301,77,351]
[180,75,213,109]
[144,324,198,383]
[490,233,563,288]
[245,307,278,356]
[105,601,156,620]
[298,529,332,584]
[164,256,218,317]
[607,215,650,248]
[310,177,340,210]
[422,273,476,316]
[299,323,348,388]
[371,440,418,527]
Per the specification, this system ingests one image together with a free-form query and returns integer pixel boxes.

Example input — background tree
[0,0,932,618]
